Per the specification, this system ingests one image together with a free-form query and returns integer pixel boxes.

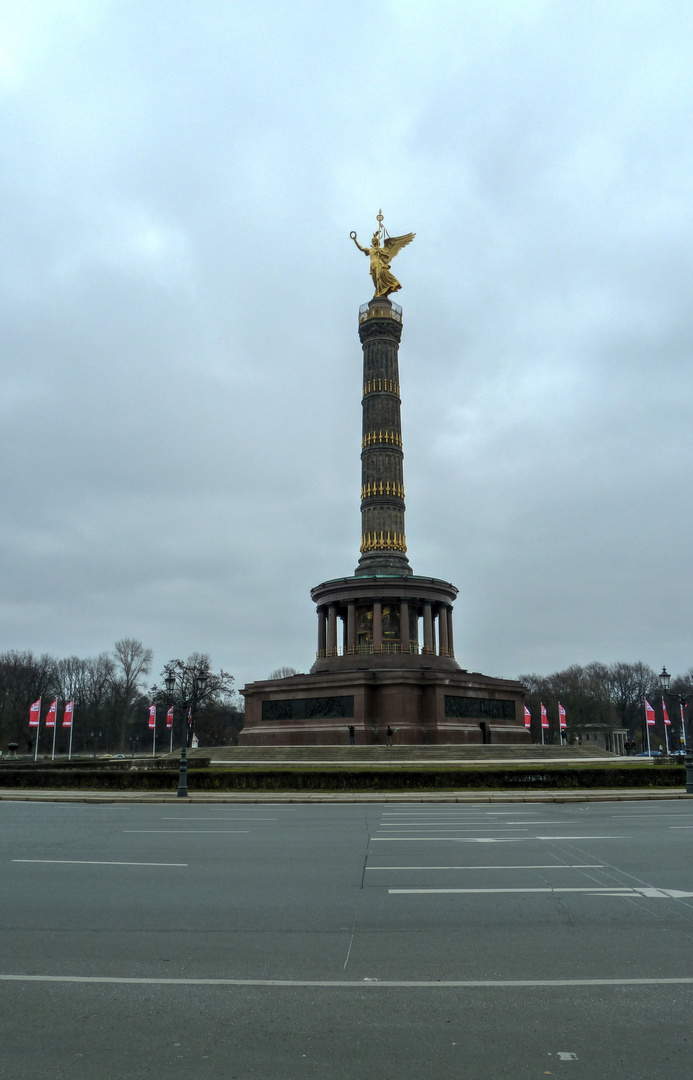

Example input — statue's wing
[382,232,415,259]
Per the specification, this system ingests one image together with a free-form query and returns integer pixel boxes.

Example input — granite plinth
[239,667,528,747]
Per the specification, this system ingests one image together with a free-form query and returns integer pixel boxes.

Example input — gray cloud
[2,0,692,690]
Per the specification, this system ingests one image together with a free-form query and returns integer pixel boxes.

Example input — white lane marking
[2,975,693,987]
[388,887,693,898]
[379,812,569,820]
[12,859,187,866]
[557,1053,578,1060]
[371,836,624,843]
[123,830,249,834]
[160,817,276,821]
[670,826,693,829]
[372,838,530,843]
[378,825,529,830]
[365,865,605,871]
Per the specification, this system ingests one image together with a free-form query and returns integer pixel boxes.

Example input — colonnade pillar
[438,605,449,655]
[373,600,383,653]
[423,602,433,654]
[317,608,327,657]
[400,599,409,654]
[346,602,356,653]
[317,597,455,660]
[327,604,337,656]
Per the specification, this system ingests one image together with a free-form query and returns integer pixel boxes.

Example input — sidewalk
[0,788,690,804]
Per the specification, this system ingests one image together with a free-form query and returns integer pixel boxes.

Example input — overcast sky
[2,0,693,693]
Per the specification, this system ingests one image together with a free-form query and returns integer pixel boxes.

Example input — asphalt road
[1,799,692,1079]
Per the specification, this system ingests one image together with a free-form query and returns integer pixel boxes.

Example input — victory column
[240,213,528,745]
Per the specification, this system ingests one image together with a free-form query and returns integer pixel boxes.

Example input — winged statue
[350,211,415,298]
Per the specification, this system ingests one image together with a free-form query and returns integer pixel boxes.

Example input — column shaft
[346,602,356,654]
[373,600,383,653]
[423,602,433,654]
[439,605,449,656]
[356,301,411,577]
[327,605,338,656]
[399,599,409,655]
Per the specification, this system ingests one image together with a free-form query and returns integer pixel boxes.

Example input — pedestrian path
[0,788,689,804]
[202,744,614,765]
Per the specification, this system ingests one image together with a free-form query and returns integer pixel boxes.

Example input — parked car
[634,751,662,759]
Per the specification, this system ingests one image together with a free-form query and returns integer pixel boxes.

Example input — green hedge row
[0,765,686,792]
[0,757,210,771]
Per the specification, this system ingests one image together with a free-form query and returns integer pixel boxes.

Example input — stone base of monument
[239,667,528,746]
[239,285,530,748]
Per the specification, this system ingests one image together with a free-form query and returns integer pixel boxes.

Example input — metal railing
[316,641,424,659]
[359,302,403,324]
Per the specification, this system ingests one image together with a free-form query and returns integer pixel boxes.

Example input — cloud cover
[2,0,692,688]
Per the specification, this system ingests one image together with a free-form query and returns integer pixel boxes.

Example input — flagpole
[646,703,652,755]
[153,719,156,758]
[33,699,42,762]
[51,701,58,761]
[68,708,74,761]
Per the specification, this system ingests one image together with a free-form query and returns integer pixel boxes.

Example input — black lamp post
[658,665,693,794]
[165,668,209,798]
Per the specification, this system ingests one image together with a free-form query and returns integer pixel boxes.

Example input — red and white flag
[187,706,192,727]
[148,704,157,729]
[662,697,671,726]
[523,705,531,729]
[45,699,57,728]
[29,699,41,727]
[645,699,656,726]
[681,702,687,744]
[166,706,174,729]
[558,703,567,729]
[62,701,74,728]
[541,703,549,729]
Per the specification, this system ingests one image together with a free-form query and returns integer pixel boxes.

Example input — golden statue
[350,210,415,298]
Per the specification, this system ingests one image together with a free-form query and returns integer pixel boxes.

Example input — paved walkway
[209,756,621,766]
[0,788,689,804]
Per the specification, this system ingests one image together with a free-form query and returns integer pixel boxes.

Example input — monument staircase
[201,744,614,765]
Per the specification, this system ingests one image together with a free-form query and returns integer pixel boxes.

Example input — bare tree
[608,661,657,745]
[111,639,153,749]
[52,653,115,753]
[152,653,239,747]
[0,651,58,751]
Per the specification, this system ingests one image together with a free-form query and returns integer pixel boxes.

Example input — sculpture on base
[350,209,415,298]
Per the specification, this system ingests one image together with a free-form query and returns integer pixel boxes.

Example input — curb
[0,789,691,805]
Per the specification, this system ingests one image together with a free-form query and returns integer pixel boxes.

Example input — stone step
[195,744,613,764]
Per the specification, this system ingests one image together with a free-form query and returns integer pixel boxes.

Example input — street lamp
[658,665,693,794]
[165,668,209,798]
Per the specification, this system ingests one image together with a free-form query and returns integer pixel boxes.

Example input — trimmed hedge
[0,764,685,792]
[0,757,210,771]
